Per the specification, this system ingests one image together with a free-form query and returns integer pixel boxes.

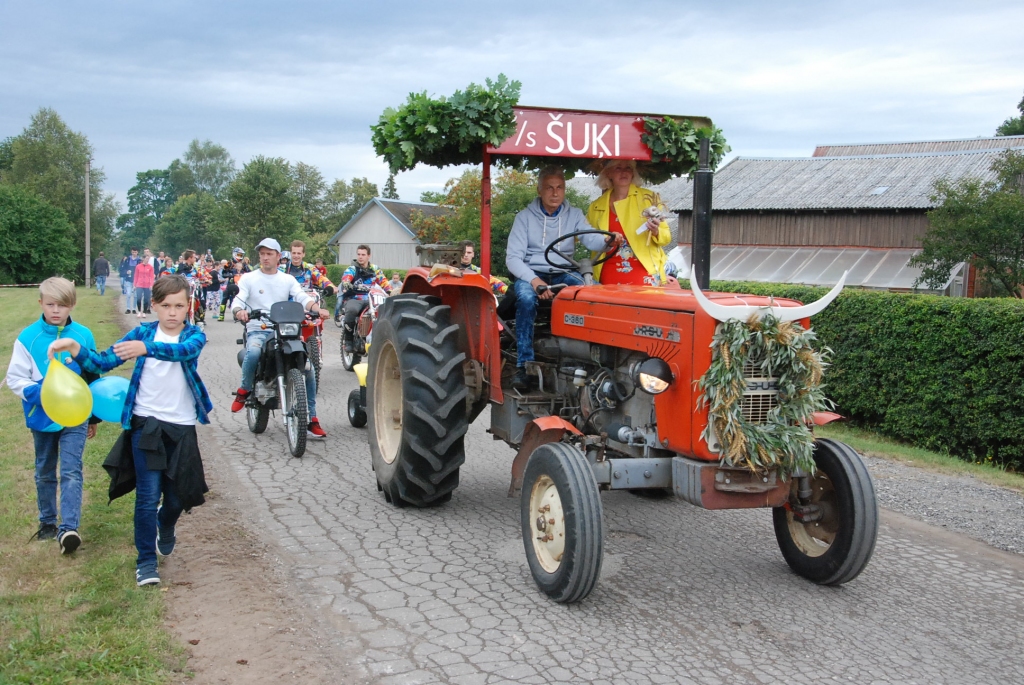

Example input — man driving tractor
[339,244,391,354]
[505,165,621,391]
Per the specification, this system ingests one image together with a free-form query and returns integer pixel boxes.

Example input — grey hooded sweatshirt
[505,198,608,283]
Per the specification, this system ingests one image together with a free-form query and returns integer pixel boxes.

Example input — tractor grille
[741,357,778,425]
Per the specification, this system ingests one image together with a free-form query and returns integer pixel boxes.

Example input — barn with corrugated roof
[658,135,1024,295]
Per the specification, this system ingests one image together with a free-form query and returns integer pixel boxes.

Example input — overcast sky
[2,0,1021,209]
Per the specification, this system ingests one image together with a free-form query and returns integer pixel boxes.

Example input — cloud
[2,0,1022,207]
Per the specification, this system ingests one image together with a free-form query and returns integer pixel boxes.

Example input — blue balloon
[89,376,130,423]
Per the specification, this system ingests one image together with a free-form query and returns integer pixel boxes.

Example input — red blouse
[599,207,653,286]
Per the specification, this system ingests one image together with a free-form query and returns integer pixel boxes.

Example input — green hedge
[695,281,1024,469]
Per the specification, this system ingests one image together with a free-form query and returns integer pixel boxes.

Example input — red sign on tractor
[488,107,653,160]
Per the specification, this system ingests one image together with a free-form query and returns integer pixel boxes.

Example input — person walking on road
[119,249,141,315]
[133,256,155,317]
[93,252,110,295]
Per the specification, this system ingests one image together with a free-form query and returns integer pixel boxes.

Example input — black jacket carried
[102,416,209,510]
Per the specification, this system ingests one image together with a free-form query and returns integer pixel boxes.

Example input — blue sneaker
[156,507,176,557]
[136,565,160,587]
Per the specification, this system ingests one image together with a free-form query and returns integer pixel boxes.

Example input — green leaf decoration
[697,315,832,477]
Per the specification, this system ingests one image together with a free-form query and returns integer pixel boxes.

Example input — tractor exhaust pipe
[691,138,713,290]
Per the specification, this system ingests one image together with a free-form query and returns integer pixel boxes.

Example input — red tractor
[365,106,877,603]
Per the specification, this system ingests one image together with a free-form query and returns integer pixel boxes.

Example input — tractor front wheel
[521,442,604,603]
[367,295,467,507]
[773,438,878,585]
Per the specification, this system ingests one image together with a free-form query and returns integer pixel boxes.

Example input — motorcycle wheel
[307,337,322,387]
[284,368,308,458]
[341,334,361,371]
[348,387,367,428]
[247,401,270,434]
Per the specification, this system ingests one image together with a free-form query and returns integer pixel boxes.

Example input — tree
[996,91,1024,136]
[419,190,446,204]
[153,193,228,258]
[178,139,235,197]
[117,168,177,251]
[0,184,79,284]
[324,177,378,234]
[382,173,399,199]
[911,150,1024,297]
[409,169,593,278]
[0,108,118,270]
[291,162,327,236]
[223,156,301,250]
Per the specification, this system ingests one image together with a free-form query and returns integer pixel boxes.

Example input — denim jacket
[74,322,213,429]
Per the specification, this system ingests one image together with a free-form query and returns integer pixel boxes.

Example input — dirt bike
[301,288,326,387]
[340,283,388,372]
[186,278,206,331]
[235,302,315,458]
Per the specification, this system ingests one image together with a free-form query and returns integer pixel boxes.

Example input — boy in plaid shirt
[50,275,213,587]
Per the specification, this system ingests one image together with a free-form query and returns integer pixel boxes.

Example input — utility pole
[691,138,714,290]
[85,158,91,288]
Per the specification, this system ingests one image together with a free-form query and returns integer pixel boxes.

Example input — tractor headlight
[278,323,300,337]
[633,357,673,395]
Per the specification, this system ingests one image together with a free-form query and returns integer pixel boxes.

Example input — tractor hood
[563,284,806,316]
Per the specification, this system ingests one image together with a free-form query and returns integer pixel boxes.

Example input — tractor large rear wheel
[773,438,878,585]
[521,442,604,603]
[367,295,467,507]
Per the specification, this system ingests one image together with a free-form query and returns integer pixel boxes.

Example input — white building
[327,198,450,270]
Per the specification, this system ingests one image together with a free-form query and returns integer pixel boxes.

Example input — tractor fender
[508,417,583,497]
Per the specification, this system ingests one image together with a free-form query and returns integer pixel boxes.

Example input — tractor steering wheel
[543,229,618,271]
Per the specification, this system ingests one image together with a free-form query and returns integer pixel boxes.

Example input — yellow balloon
[40,357,93,427]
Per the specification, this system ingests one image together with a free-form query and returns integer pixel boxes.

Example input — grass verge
[818,422,1024,492]
[0,287,183,684]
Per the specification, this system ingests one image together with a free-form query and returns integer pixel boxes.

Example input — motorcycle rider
[281,240,335,297]
[230,238,331,438]
[339,244,391,354]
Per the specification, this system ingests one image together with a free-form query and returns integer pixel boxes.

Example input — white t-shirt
[235,270,312,332]
[133,327,197,426]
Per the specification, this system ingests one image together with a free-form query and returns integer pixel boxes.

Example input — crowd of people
[11,160,671,588]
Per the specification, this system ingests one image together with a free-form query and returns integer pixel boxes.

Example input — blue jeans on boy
[514,271,584,366]
[130,428,184,569]
[32,424,87,534]
[95,275,106,295]
[240,330,318,417]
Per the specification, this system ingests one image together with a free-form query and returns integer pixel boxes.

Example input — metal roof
[327,198,450,246]
[661,148,1019,212]
[813,135,1024,157]
[665,245,963,291]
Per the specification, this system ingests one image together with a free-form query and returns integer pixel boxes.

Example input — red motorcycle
[301,288,325,386]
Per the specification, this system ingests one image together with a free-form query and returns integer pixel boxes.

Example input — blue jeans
[95,275,106,295]
[514,271,584,366]
[130,428,184,569]
[240,330,318,417]
[124,283,135,311]
[135,287,151,312]
[32,424,87,534]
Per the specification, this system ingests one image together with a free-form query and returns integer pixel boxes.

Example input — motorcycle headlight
[632,357,673,395]
[278,323,300,337]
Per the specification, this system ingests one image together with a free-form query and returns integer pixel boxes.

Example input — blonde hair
[596,160,642,191]
[39,277,77,307]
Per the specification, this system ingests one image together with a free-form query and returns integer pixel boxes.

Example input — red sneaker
[231,388,249,413]
[308,417,327,438]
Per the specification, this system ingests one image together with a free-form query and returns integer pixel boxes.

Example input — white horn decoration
[690,267,847,323]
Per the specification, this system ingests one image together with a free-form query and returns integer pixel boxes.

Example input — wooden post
[85,159,91,288]
[481,149,492,278]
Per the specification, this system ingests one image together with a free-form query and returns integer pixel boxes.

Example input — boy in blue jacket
[6,277,99,554]
[50,275,213,587]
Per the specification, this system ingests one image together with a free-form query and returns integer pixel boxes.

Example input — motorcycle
[340,283,389,372]
[186,277,207,331]
[301,288,326,386]
[235,301,315,458]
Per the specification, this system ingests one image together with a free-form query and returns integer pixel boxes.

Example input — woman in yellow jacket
[586,160,673,286]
